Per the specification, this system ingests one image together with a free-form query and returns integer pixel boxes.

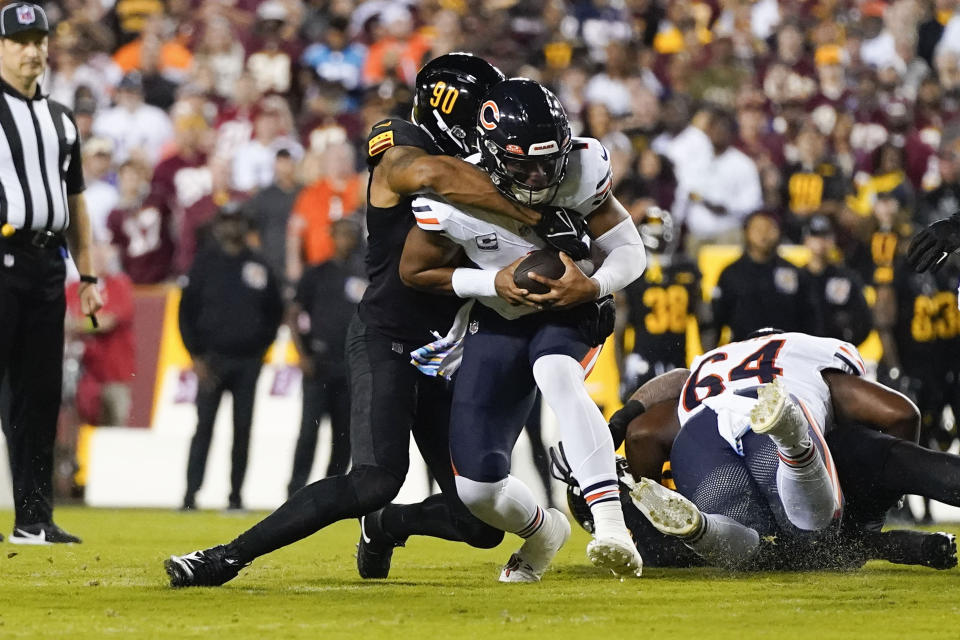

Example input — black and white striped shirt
[0,77,84,232]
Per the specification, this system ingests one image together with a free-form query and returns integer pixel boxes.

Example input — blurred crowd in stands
[35,0,960,504]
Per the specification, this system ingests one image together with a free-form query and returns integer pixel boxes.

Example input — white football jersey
[677,332,866,437]
[549,137,613,215]
[411,136,611,319]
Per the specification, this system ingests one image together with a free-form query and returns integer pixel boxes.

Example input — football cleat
[630,477,702,538]
[10,523,81,545]
[586,530,644,578]
[874,530,958,570]
[499,508,571,583]
[165,545,248,587]
[356,509,403,579]
[749,378,807,445]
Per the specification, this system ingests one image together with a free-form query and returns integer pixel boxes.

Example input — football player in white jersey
[557,361,958,571]
[398,79,647,582]
[625,329,857,568]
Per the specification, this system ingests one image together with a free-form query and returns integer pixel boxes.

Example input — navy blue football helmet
[477,78,573,205]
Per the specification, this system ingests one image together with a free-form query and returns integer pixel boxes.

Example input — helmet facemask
[484,138,571,206]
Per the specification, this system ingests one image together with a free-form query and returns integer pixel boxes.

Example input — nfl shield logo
[468,320,479,335]
[16,5,35,24]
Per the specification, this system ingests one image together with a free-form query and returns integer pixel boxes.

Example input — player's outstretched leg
[631,478,761,569]
[750,379,839,531]
[532,354,643,577]
[456,475,570,583]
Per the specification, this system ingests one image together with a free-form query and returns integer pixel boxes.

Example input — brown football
[513,249,565,294]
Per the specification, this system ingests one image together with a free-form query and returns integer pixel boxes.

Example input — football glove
[907,214,960,273]
[532,206,591,261]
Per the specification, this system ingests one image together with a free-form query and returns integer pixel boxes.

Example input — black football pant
[287,370,351,497]
[185,354,262,506]
[0,239,66,527]
[231,314,502,563]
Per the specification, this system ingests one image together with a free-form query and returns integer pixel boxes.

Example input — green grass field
[1,507,958,639]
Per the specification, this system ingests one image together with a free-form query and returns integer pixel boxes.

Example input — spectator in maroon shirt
[107,164,177,285]
[175,155,246,274]
[151,107,213,217]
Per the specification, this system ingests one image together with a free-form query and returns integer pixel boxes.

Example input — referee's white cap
[0,3,49,38]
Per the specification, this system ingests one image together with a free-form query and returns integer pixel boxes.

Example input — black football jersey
[623,256,701,366]
[358,119,463,344]
[891,256,960,375]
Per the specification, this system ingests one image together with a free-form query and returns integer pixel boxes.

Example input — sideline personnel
[0,3,102,544]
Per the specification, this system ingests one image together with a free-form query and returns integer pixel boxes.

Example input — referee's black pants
[230,314,502,562]
[0,240,66,527]
[185,354,263,506]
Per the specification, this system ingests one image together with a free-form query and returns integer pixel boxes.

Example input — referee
[0,3,102,544]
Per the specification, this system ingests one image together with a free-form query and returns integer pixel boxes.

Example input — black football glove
[532,206,591,261]
[907,214,960,273]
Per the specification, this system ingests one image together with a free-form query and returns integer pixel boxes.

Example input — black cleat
[10,523,81,545]
[357,509,402,579]
[874,530,958,570]
[165,545,249,587]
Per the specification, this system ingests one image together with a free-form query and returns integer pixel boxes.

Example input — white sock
[589,500,629,539]
[776,449,839,531]
[455,475,547,538]
[684,513,760,569]
[532,353,624,537]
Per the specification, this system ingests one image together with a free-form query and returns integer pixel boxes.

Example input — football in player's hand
[514,249,565,294]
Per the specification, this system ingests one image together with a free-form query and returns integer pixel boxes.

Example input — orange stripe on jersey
[450,458,459,477]
[838,345,864,373]
[580,346,602,378]
[415,216,440,225]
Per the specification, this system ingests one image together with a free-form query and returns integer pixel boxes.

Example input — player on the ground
[596,332,957,570]
[164,54,576,588]
[397,79,647,581]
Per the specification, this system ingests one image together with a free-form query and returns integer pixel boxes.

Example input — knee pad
[532,354,584,399]
[346,465,404,513]
[455,475,504,522]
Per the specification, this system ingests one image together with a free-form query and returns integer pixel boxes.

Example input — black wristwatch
[79,274,99,284]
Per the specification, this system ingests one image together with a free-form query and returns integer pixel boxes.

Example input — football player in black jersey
[615,207,703,402]
[164,54,576,587]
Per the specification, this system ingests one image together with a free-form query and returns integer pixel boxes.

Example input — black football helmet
[412,53,505,158]
[478,78,573,205]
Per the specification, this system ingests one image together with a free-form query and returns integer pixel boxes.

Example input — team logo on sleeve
[480,101,500,130]
[475,233,499,251]
[368,130,395,156]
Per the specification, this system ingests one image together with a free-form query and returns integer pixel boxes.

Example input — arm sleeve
[589,216,647,297]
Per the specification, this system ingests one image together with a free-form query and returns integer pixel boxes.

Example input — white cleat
[499,508,571,583]
[586,531,644,578]
[630,477,702,538]
[749,378,806,443]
